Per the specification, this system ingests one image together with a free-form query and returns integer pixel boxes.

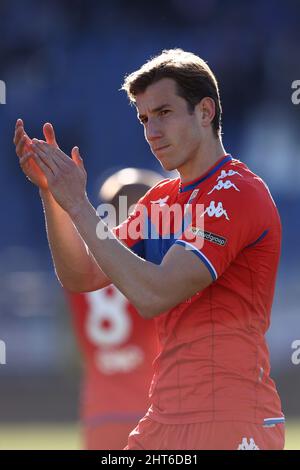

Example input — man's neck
[178,138,227,184]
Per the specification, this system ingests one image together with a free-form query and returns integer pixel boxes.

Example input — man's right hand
[14,119,58,190]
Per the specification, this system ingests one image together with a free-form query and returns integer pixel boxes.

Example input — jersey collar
[179,154,233,193]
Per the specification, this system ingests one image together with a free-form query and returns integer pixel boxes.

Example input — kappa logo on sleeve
[150,195,169,207]
[190,227,227,246]
[201,201,230,220]
[208,179,240,195]
[216,169,243,181]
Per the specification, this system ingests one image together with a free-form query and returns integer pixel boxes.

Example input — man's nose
[145,118,163,143]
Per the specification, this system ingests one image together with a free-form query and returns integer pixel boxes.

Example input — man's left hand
[31,139,88,215]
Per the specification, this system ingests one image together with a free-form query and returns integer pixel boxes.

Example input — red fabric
[83,422,136,450]
[125,416,285,450]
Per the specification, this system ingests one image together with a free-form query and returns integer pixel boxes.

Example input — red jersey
[114,154,284,426]
[66,286,157,427]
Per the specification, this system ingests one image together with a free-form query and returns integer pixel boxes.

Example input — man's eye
[160,110,170,116]
[139,118,147,125]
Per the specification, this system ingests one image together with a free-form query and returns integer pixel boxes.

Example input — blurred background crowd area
[0,0,299,441]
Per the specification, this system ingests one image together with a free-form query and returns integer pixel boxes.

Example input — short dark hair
[122,48,222,137]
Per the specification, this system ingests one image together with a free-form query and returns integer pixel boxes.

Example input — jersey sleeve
[175,178,269,281]
[113,179,170,258]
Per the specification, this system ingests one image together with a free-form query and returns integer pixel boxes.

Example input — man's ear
[196,97,216,128]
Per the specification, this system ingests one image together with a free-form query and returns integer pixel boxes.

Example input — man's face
[135,78,203,172]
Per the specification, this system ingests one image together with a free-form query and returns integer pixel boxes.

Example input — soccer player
[15,48,285,450]
[66,168,161,449]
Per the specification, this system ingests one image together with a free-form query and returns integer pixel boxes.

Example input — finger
[19,150,34,167]
[53,145,71,162]
[43,122,58,147]
[14,124,25,146]
[14,123,31,151]
[31,142,57,174]
[34,140,71,170]
[16,135,29,158]
[31,153,54,180]
[32,139,48,156]
[15,118,24,130]
[32,139,67,171]
[71,146,83,167]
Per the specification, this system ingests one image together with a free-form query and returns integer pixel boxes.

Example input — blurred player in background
[15,48,285,449]
[66,168,161,449]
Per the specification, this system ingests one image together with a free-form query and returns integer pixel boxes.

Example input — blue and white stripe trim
[263,417,285,427]
[180,155,233,193]
[175,240,218,281]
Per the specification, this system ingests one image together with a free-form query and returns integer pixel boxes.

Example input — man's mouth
[153,145,170,152]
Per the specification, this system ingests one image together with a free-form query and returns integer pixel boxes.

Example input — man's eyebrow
[138,104,171,120]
